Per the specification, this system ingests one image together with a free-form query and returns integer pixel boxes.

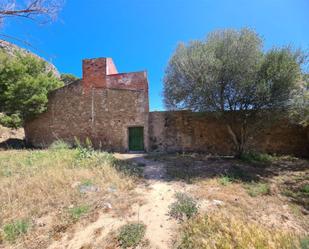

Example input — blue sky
[2,0,309,110]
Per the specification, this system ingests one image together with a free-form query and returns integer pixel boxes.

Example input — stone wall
[25,81,149,151]
[149,111,309,157]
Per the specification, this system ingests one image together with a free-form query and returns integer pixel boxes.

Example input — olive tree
[288,74,309,127]
[164,28,306,156]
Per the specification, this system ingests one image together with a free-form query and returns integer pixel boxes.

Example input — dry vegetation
[0,139,308,249]
[0,142,139,248]
[147,152,309,249]
[176,211,303,249]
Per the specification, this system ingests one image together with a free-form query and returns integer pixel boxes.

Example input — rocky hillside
[0,39,60,78]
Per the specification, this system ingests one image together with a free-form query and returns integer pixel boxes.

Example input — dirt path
[48,154,188,249]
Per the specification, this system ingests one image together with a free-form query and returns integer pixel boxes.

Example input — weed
[169,193,198,221]
[289,203,303,217]
[281,174,309,210]
[300,236,309,249]
[177,212,301,249]
[113,160,144,177]
[117,223,146,248]
[2,219,30,243]
[240,151,273,164]
[245,182,270,197]
[278,155,299,162]
[68,205,90,221]
[80,179,94,186]
[218,176,232,186]
[73,137,96,161]
[301,184,309,195]
[49,140,71,150]
[225,165,256,182]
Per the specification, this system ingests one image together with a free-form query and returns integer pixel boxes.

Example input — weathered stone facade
[25,58,149,151]
[149,111,308,157]
[25,57,308,156]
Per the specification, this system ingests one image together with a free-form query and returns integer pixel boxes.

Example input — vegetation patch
[240,151,274,164]
[225,164,258,182]
[245,182,271,197]
[177,212,303,249]
[117,223,146,248]
[2,219,30,243]
[300,236,309,249]
[113,160,144,177]
[281,173,309,210]
[169,192,198,221]
[0,147,136,247]
[68,205,90,221]
[49,140,71,150]
[218,175,233,186]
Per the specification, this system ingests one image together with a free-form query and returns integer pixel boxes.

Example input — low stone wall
[149,111,309,157]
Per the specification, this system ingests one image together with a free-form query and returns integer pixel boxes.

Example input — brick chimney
[82,58,118,89]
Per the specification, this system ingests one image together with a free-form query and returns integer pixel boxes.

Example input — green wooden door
[128,127,144,151]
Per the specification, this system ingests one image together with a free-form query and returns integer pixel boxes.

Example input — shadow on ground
[0,138,28,150]
[141,153,308,182]
[117,152,309,211]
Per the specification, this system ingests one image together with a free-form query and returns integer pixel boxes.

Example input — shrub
[225,165,256,182]
[2,219,30,243]
[282,180,309,210]
[113,160,144,177]
[49,140,71,150]
[80,179,94,187]
[117,223,146,248]
[68,205,89,221]
[300,236,309,249]
[301,184,309,195]
[169,193,198,221]
[74,138,95,161]
[245,182,270,197]
[218,176,232,186]
[240,151,273,164]
[177,212,301,249]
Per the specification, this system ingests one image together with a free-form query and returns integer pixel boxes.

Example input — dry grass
[192,178,309,234]
[0,146,137,247]
[177,210,304,249]
[150,152,309,247]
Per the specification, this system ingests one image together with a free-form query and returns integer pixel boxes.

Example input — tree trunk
[226,124,246,158]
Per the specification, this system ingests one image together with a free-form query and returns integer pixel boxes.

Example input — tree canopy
[164,28,307,155]
[0,50,63,128]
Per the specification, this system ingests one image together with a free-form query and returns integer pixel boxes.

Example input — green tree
[164,28,306,156]
[0,51,63,128]
[288,74,309,127]
[60,73,79,85]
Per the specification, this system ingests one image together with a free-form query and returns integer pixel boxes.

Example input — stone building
[25,58,149,151]
[25,57,308,156]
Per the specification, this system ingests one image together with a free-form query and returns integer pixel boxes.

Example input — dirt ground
[41,153,308,249]
[45,154,187,249]
[146,153,309,231]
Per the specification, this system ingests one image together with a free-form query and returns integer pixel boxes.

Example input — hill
[0,39,60,78]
